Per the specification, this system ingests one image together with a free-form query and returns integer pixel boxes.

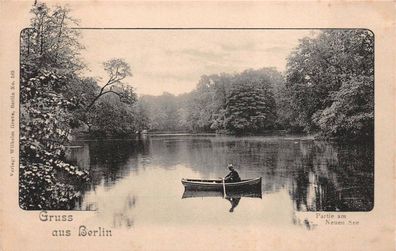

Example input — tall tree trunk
[55,11,66,60]
[39,14,45,56]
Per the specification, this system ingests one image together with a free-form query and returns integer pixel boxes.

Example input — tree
[77,58,139,134]
[86,89,142,137]
[183,68,282,134]
[188,75,218,131]
[86,58,134,109]
[285,30,374,137]
[312,75,374,139]
[224,82,276,134]
[21,3,84,74]
[140,93,182,131]
[133,100,151,132]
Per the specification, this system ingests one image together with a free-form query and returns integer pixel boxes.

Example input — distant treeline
[140,29,374,140]
[140,68,282,134]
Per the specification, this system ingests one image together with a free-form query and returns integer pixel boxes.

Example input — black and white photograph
[2,1,395,251]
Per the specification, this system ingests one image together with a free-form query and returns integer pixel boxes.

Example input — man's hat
[227,164,234,169]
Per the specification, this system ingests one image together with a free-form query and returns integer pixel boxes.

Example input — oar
[222,178,227,198]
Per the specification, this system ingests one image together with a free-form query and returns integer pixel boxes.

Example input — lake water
[66,135,373,232]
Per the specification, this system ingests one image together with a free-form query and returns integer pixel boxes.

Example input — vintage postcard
[0,1,395,251]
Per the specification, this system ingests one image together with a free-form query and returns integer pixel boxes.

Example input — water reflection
[226,197,241,213]
[66,135,373,229]
[182,189,262,213]
[67,138,151,189]
[112,193,136,228]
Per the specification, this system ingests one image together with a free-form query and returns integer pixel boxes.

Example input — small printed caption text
[316,212,360,225]
[10,70,16,177]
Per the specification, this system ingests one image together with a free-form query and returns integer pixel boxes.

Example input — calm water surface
[67,135,373,231]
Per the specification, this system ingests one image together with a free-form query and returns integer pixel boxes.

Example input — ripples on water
[66,135,374,230]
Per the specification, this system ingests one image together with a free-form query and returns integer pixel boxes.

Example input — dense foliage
[140,93,188,132]
[85,89,144,137]
[140,69,283,134]
[285,30,374,139]
[20,3,89,209]
[223,81,276,134]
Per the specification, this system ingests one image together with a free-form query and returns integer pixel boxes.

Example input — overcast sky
[80,29,315,96]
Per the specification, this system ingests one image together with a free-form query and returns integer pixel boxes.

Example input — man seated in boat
[224,164,241,183]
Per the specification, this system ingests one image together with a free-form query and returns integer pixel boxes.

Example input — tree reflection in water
[67,138,151,189]
[289,141,373,211]
[67,135,374,228]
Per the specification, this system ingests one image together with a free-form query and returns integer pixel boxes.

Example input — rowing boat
[181,177,262,192]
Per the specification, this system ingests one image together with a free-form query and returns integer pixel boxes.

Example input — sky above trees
[80,29,315,95]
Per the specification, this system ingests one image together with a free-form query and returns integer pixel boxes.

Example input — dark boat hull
[181,177,262,192]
